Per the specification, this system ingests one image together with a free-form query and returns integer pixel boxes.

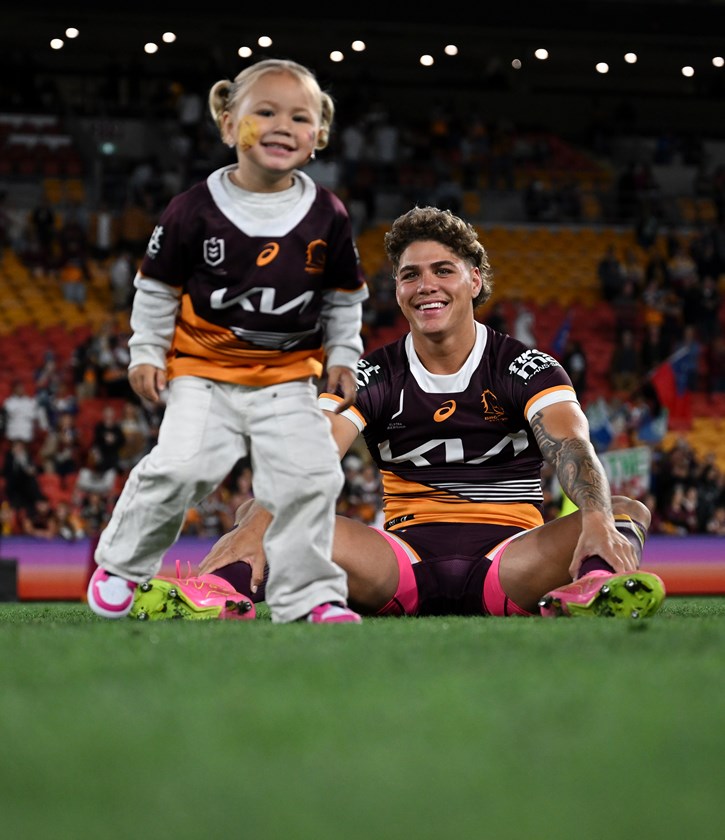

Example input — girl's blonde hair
[208,58,334,150]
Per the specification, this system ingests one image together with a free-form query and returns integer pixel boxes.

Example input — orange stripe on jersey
[319,392,365,426]
[380,471,544,531]
[524,385,577,418]
[167,295,324,386]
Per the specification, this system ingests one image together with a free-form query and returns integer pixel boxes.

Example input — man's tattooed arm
[529,412,612,514]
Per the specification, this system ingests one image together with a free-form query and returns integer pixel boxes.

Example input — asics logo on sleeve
[433,400,456,422]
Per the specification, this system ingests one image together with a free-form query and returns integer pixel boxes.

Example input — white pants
[95,376,347,623]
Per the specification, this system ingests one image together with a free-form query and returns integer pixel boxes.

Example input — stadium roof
[3,2,725,135]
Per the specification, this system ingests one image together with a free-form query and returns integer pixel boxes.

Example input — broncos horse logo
[480,389,506,421]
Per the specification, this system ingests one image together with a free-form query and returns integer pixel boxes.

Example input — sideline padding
[1,534,724,600]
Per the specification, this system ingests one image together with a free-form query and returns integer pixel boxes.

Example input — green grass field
[2,598,725,840]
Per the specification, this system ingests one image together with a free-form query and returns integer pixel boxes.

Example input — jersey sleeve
[502,342,579,422]
[138,189,201,287]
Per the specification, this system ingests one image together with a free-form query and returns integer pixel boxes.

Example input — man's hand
[198,500,271,594]
[570,513,639,579]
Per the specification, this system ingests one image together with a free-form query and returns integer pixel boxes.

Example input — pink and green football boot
[539,570,666,619]
[130,561,255,621]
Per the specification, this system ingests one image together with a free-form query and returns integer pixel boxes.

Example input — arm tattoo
[530,413,612,514]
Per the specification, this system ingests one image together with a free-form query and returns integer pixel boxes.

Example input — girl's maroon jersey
[321,323,578,531]
[139,168,368,385]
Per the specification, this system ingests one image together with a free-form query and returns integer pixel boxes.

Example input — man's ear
[471,267,483,299]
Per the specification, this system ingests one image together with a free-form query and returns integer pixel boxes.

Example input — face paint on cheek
[237,116,260,151]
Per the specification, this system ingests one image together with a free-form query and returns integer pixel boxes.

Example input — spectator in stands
[483,301,508,334]
[2,440,43,513]
[597,243,625,302]
[523,178,556,222]
[621,246,646,294]
[639,321,670,374]
[183,486,235,538]
[92,405,126,473]
[339,118,366,187]
[512,302,536,348]
[58,256,89,309]
[616,162,639,221]
[625,382,668,447]
[690,231,721,280]
[29,195,57,272]
[695,456,723,533]
[655,438,698,513]
[57,203,92,307]
[55,500,87,541]
[20,495,59,539]
[225,462,255,512]
[345,164,377,238]
[38,410,81,478]
[87,318,133,400]
[666,237,697,288]
[108,247,136,311]
[706,504,725,536]
[0,500,19,537]
[705,333,725,393]
[70,334,98,399]
[609,328,641,395]
[370,108,399,187]
[75,446,118,498]
[670,324,702,391]
[611,278,640,337]
[77,490,110,538]
[33,350,62,422]
[562,338,588,396]
[697,274,721,345]
[117,193,157,260]
[640,491,666,535]
[1,380,47,444]
[44,379,78,432]
[661,483,700,535]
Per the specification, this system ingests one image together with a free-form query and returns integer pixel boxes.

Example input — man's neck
[411,324,478,375]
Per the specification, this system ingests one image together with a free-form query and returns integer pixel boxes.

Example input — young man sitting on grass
[131,206,665,621]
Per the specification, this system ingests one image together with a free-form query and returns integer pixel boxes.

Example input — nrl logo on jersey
[204,237,225,267]
[508,349,560,381]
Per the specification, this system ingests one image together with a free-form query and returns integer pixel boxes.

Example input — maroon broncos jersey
[138,168,368,386]
[321,323,578,531]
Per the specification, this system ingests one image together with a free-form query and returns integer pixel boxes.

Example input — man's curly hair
[383,206,494,308]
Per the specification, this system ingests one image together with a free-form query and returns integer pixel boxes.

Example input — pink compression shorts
[372,527,533,617]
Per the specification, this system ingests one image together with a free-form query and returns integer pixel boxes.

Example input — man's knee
[612,495,651,530]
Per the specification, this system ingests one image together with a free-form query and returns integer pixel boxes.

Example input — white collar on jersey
[405,321,488,393]
[207,165,317,237]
